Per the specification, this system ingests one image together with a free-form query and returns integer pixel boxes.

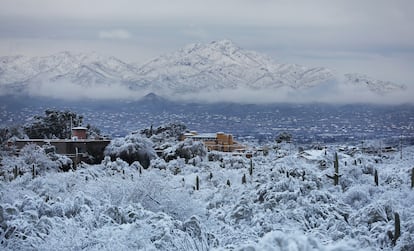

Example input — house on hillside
[10,127,110,164]
[182,131,246,153]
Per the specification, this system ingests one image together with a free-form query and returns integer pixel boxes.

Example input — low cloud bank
[174,82,414,105]
[2,79,413,105]
[24,80,145,100]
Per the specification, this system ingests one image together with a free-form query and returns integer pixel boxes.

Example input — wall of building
[14,140,110,164]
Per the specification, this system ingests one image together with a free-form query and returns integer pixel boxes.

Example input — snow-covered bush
[0,126,25,147]
[175,139,207,162]
[161,138,207,163]
[104,134,157,168]
[151,158,168,170]
[1,144,72,179]
[233,231,362,251]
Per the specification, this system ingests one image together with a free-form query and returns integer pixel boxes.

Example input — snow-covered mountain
[0,40,407,102]
[131,40,335,93]
[0,51,138,89]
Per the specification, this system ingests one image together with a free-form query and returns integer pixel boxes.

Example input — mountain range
[0,40,407,103]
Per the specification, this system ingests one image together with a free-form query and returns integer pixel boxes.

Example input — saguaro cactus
[242,174,246,184]
[374,169,379,186]
[394,213,401,245]
[326,152,341,186]
[388,212,401,246]
[249,159,253,176]
[411,168,414,189]
[196,175,200,190]
[13,166,18,179]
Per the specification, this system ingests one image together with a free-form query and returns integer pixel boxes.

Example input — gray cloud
[0,0,413,100]
[25,81,143,101]
[176,84,414,105]
[99,29,132,40]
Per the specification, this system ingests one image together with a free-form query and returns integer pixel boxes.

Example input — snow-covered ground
[1,142,414,250]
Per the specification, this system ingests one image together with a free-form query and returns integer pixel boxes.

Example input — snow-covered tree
[104,134,157,168]
[0,126,25,147]
[24,109,84,139]
[141,123,187,142]
[276,131,292,143]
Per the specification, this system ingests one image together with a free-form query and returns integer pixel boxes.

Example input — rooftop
[72,126,88,130]
[188,133,217,138]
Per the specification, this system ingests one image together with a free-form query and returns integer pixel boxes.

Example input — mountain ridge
[0,40,407,103]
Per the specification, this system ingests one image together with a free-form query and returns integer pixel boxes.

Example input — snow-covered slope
[1,140,413,250]
[0,40,407,102]
[0,51,138,89]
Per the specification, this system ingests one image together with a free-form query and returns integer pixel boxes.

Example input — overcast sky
[1,0,413,85]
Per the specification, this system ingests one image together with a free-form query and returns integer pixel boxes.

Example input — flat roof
[15,139,110,143]
[188,133,217,138]
[72,127,88,130]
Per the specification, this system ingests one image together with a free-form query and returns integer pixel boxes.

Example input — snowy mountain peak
[205,39,241,53]
[132,39,336,96]
[182,39,239,53]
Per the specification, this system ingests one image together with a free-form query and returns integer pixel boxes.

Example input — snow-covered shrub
[343,186,371,209]
[20,144,57,170]
[161,139,207,163]
[104,134,157,168]
[43,144,73,171]
[166,158,186,174]
[0,143,72,177]
[175,139,207,162]
[151,158,168,170]
[208,151,224,162]
[222,156,247,169]
[234,231,362,251]
[1,144,72,180]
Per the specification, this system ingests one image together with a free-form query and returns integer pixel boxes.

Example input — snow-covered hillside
[1,139,413,250]
[0,52,137,86]
[0,40,407,102]
[344,73,406,95]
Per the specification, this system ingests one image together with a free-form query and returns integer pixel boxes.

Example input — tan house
[182,131,245,152]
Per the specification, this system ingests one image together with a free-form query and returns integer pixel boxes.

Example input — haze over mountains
[0,40,409,104]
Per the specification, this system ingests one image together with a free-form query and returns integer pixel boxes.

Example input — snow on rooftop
[189,133,217,138]
[71,126,88,130]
